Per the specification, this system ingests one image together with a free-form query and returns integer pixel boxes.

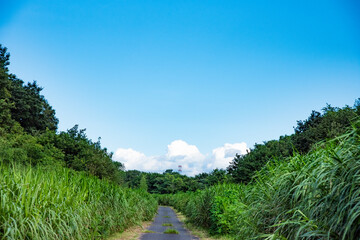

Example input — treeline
[227,102,360,183]
[123,168,229,194]
[158,123,360,239]
[123,102,360,193]
[0,44,124,184]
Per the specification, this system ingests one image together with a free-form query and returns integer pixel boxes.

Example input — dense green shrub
[157,184,242,235]
[0,132,64,167]
[0,127,125,185]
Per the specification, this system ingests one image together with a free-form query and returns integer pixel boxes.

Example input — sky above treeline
[1,0,359,175]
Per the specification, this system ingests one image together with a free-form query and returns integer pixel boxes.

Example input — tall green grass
[159,122,360,239]
[0,164,157,239]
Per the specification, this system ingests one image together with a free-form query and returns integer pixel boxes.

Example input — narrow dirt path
[140,206,199,240]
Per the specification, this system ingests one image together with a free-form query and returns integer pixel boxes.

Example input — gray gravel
[140,206,199,240]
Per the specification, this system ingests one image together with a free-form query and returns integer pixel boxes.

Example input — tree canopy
[227,101,360,183]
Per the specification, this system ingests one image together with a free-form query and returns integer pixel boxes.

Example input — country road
[140,206,199,240]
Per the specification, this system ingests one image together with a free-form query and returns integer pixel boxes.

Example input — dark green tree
[124,170,142,188]
[228,101,360,183]
[207,169,229,185]
[9,78,58,133]
[0,45,14,130]
[0,44,10,71]
[0,44,58,133]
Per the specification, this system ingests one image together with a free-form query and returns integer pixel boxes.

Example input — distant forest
[1,44,359,193]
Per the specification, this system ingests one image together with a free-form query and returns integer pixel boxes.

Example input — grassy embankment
[158,122,360,239]
[0,163,157,240]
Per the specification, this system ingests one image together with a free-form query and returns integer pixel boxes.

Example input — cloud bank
[113,140,249,176]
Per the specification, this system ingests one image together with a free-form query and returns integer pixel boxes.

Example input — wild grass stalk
[0,163,157,239]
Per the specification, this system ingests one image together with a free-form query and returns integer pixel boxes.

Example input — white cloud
[113,140,248,176]
[113,148,156,171]
[167,140,204,159]
[210,143,249,170]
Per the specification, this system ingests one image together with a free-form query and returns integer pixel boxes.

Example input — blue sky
[1,0,359,175]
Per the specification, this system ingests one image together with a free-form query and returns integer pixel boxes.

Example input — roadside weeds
[170,207,234,240]
[107,221,152,240]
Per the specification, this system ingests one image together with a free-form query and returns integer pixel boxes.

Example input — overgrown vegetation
[158,122,360,239]
[0,163,157,239]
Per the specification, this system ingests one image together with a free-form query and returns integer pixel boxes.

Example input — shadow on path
[140,206,199,240]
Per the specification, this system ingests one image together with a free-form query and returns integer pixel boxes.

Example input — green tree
[0,45,14,131]
[46,125,123,183]
[139,174,148,192]
[207,169,229,185]
[9,78,58,133]
[0,44,10,71]
[125,170,142,188]
[228,101,360,183]
[0,44,58,133]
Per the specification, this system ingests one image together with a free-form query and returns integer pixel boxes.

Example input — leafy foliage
[9,77,58,133]
[0,45,14,131]
[0,44,58,134]
[48,125,124,183]
[228,102,360,183]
